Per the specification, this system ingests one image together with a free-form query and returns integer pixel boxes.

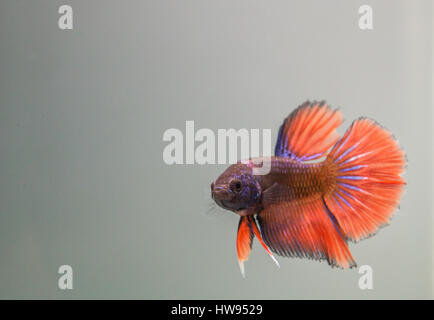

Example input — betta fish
[210,101,406,277]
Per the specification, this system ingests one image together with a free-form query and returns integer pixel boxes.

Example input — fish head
[211,163,262,216]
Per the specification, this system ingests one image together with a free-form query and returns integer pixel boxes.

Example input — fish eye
[230,179,243,194]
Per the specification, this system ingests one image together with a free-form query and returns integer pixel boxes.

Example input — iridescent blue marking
[336,192,353,209]
[332,194,345,211]
[341,155,360,164]
[339,188,357,201]
[283,138,289,155]
[282,149,291,158]
[341,151,371,165]
[338,176,366,180]
[275,121,291,158]
[322,198,345,239]
[339,165,364,173]
[337,182,363,192]
[333,133,349,155]
[300,152,323,161]
[336,144,358,162]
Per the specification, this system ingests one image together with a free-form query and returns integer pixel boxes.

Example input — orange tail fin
[324,118,406,242]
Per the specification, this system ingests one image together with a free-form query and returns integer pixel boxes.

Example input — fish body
[256,157,327,200]
[211,101,406,276]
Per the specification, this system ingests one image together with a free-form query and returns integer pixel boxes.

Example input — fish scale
[259,157,328,203]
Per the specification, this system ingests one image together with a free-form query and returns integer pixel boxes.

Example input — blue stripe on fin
[336,192,353,209]
[338,176,367,181]
[337,182,363,192]
[339,165,364,173]
[300,152,324,161]
[336,143,359,162]
[339,188,357,201]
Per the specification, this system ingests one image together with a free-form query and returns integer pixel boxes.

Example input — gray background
[0,1,432,299]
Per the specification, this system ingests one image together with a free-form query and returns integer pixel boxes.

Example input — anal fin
[258,184,356,269]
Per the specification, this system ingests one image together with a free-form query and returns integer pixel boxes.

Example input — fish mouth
[211,185,232,202]
[214,198,246,213]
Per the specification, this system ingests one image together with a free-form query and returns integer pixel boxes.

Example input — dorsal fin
[275,101,343,161]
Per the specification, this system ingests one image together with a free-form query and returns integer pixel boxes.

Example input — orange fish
[211,101,406,276]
